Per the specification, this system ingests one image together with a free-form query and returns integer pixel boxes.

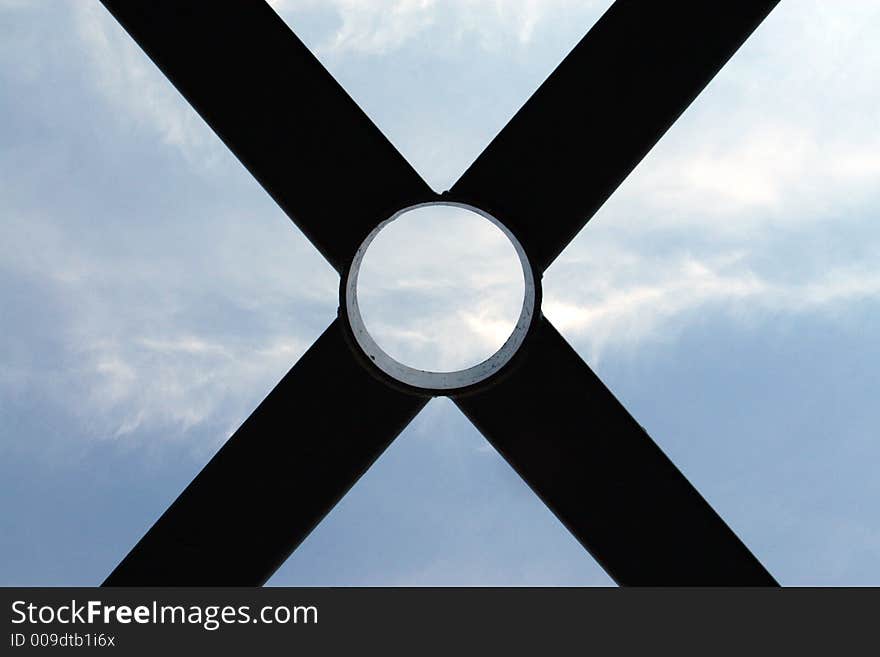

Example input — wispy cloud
[546,252,880,362]
[606,0,880,233]
[3,0,879,449]
[0,199,334,450]
[542,0,880,360]
[82,332,310,446]
[3,0,880,587]
[70,3,226,167]
[270,0,609,54]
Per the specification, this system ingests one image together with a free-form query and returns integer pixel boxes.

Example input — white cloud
[604,0,880,234]
[81,332,310,447]
[0,201,335,450]
[270,0,607,54]
[71,3,224,167]
[545,252,880,363]
[4,0,879,448]
[541,0,880,361]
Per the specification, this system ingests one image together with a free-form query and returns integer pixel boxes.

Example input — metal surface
[99,0,782,586]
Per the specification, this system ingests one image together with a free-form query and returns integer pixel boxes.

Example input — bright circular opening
[355,204,526,373]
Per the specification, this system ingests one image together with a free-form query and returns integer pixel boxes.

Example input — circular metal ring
[342,201,538,392]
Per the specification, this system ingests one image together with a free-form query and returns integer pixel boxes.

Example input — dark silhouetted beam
[104,320,427,585]
[451,0,779,271]
[100,0,433,271]
[453,318,777,585]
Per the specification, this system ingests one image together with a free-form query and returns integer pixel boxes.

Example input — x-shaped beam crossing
[101,0,780,586]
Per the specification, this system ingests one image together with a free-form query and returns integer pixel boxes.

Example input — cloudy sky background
[1,0,879,585]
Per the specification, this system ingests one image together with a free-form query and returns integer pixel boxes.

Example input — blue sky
[1,0,879,585]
